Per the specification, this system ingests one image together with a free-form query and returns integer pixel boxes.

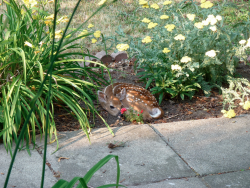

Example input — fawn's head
[98,87,126,116]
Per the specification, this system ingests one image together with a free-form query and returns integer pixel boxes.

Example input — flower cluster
[139,0,149,8]
[180,56,192,63]
[148,22,158,29]
[243,101,250,110]
[221,109,236,118]
[121,108,144,123]
[194,22,203,29]
[165,24,175,32]
[142,18,151,23]
[120,108,127,114]
[151,3,159,9]
[200,0,213,8]
[163,1,172,5]
[160,15,169,19]
[78,30,88,39]
[142,36,152,43]
[94,30,101,38]
[187,14,195,21]
[205,50,217,58]
[116,43,130,51]
[174,34,185,41]
[162,48,170,53]
[171,64,182,71]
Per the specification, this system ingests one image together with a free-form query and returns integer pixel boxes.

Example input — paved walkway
[1,115,250,188]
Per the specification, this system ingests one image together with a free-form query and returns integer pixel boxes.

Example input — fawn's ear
[116,88,127,101]
[98,91,107,103]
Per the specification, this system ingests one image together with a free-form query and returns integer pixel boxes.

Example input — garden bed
[54,60,250,132]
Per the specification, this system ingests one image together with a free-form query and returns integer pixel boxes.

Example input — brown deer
[98,83,164,120]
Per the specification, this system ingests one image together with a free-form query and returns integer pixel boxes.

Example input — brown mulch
[54,60,250,132]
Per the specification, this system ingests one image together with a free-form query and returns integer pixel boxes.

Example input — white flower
[207,15,217,25]
[246,38,250,47]
[205,50,217,58]
[239,40,246,45]
[98,0,106,5]
[202,20,209,26]
[216,15,222,21]
[24,41,33,48]
[171,64,182,71]
[209,26,217,32]
[180,56,192,63]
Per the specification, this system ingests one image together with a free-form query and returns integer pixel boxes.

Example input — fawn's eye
[110,105,115,109]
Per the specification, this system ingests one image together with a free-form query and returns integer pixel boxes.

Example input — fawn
[98,83,164,120]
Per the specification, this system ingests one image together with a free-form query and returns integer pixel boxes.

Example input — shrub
[105,0,250,104]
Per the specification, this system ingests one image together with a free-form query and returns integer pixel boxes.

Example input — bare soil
[54,60,250,132]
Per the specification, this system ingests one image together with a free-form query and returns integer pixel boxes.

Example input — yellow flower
[139,0,147,4]
[21,9,25,15]
[151,3,159,9]
[165,24,175,32]
[55,30,63,39]
[45,14,54,20]
[162,48,170,53]
[221,110,227,114]
[205,50,216,58]
[201,0,206,3]
[22,0,37,8]
[94,30,101,38]
[187,14,196,21]
[139,0,149,8]
[174,34,185,41]
[57,16,69,24]
[209,26,217,32]
[116,44,130,51]
[223,109,236,118]
[44,20,52,25]
[163,1,172,5]
[78,30,88,39]
[180,56,192,63]
[200,1,213,8]
[142,36,152,43]
[88,24,94,28]
[160,15,169,19]
[194,22,203,29]
[142,4,149,8]
[243,101,250,110]
[24,41,33,48]
[141,18,151,23]
[98,0,106,5]
[92,38,97,43]
[148,22,158,29]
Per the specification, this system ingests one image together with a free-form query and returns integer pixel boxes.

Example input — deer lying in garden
[98,83,164,120]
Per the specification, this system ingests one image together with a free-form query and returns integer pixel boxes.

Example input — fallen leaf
[119,179,126,183]
[58,157,70,162]
[187,111,193,115]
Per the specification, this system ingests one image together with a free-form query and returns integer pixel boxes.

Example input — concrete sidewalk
[1,115,250,188]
